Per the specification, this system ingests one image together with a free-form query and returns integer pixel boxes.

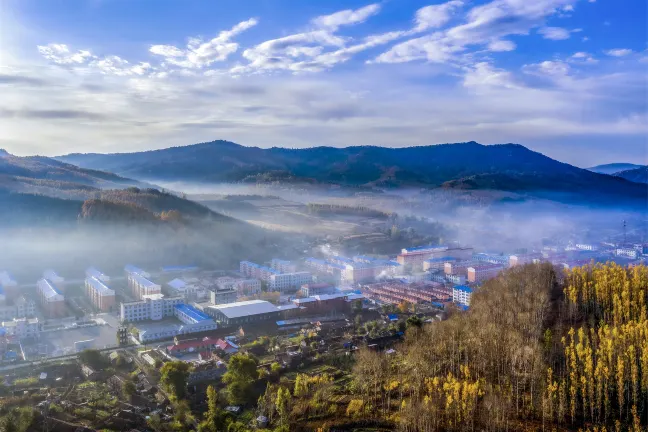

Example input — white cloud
[37,44,95,65]
[92,56,153,76]
[413,1,464,31]
[538,27,571,40]
[312,4,381,30]
[562,5,575,11]
[463,62,518,89]
[149,18,258,68]
[582,36,589,42]
[605,48,633,57]
[523,60,570,77]
[488,40,516,52]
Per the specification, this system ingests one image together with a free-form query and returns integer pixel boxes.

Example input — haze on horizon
[1,0,646,167]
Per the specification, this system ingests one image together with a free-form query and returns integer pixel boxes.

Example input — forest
[106,262,646,432]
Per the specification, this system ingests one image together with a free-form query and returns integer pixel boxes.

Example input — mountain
[58,140,647,206]
[614,166,648,184]
[588,162,644,175]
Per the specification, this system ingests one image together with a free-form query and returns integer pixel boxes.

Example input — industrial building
[128,272,162,300]
[85,276,116,312]
[452,285,473,306]
[206,300,280,327]
[120,294,183,322]
[37,279,65,317]
[292,293,350,314]
[174,304,213,325]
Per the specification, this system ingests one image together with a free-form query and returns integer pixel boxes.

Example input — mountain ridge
[56,140,647,207]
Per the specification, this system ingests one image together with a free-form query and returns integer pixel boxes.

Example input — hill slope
[614,165,648,184]
[58,140,647,206]
[588,162,644,174]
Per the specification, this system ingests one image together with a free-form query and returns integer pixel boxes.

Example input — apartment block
[85,276,116,312]
[37,279,65,317]
[467,264,504,283]
[2,317,40,339]
[120,294,184,322]
[128,272,162,300]
[452,285,473,306]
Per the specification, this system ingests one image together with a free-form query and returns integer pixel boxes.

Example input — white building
[167,278,198,299]
[452,285,473,306]
[86,267,110,283]
[120,294,184,322]
[575,244,597,252]
[136,319,218,343]
[270,259,297,273]
[616,248,638,259]
[0,296,36,321]
[174,304,213,325]
[269,272,312,292]
[2,317,39,339]
[43,270,64,284]
[446,274,467,285]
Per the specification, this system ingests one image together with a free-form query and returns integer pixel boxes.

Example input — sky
[0,0,646,167]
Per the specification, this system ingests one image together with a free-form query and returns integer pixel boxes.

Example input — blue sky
[0,0,646,166]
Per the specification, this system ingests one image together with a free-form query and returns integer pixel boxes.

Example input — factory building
[120,294,183,322]
[174,304,213,325]
[292,293,350,314]
[86,267,110,283]
[37,279,65,317]
[128,272,162,300]
[1,317,39,339]
[85,276,116,312]
[206,300,280,327]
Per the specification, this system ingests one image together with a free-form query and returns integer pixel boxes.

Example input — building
[2,317,39,339]
[120,294,184,322]
[616,248,638,259]
[509,253,544,267]
[85,276,115,312]
[397,246,473,271]
[0,271,19,300]
[213,277,261,297]
[0,296,36,321]
[128,273,162,300]
[292,293,349,314]
[43,270,64,285]
[174,304,213,325]
[206,300,280,327]
[472,253,510,267]
[86,267,110,283]
[299,283,337,297]
[167,278,199,300]
[240,261,280,281]
[117,326,129,345]
[467,264,504,283]
[575,244,597,252]
[452,285,473,306]
[124,265,150,278]
[446,274,466,285]
[165,336,237,356]
[210,288,238,305]
[361,281,451,305]
[37,279,65,317]
[270,259,297,273]
[424,257,457,272]
[269,272,312,292]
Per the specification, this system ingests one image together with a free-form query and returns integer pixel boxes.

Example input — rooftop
[454,285,473,293]
[130,273,160,288]
[87,277,114,296]
[175,304,211,322]
[210,300,279,319]
[168,278,188,290]
[161,265,199,273]
[124,265,149,277]
[39,279,62,299]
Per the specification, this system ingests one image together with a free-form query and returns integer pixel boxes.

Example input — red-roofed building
[166,336,222,356]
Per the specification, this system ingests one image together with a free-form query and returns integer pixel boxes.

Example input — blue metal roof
[175,304,211,322]
[454,285,473,293]
[403,245,443,253]
[162,265,198,273]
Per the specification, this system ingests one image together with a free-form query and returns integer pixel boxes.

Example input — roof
[293,297,317,304]
[276,304,299,311]
[313,293,347,301]
[86,267,108,280]
[161,265,199,273]
[168,278,187,290]
[402,245,447,253]
[39,279,63,299]
[124,265,150,277]
[174,304,211,322]
[210,300,279,319]
[130,273,159,288]
[167,336,221,352]
[43,270,62,280]
[454,285,473,293]
[87,277,114,296]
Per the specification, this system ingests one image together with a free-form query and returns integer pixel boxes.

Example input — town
[0,236,645,431]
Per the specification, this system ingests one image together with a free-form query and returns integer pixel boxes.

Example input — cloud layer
[1,0,645,166]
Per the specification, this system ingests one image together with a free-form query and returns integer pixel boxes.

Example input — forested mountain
[57,140,648,206]
[588,163,644,175]
[615,166,648,184]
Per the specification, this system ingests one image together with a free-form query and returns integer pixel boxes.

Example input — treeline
[307,203,391,219]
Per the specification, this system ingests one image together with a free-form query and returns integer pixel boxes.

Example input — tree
[122,380,136,399]
[406,315,423,329]
[198,385,226,432]
[223,353,259,405]
[275,386,291,426]
[398,301,410,314]
[160,361,192,401]
[352,300,363,315]
[78,349,105,369]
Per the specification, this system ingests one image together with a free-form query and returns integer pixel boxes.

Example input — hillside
[588,162,644,174]
[615,165,648,184]
[57,140,648,206]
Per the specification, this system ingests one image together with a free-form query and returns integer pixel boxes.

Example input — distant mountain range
[57,140,647,207]
[587,163,644,175]
[614,166,648,184]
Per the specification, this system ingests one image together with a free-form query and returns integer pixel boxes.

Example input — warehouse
[206,300,280,327]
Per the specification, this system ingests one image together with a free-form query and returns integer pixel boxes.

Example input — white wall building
[2,317,39,339]
[270,259,297,273]
[85,276,116,311]
[269,272,312,292]
[0,296,35,321]
[616,248,638,259]
[120,294,183,322]
[452,285,473,306]
[129,273,162,299]
[124,265,150,278]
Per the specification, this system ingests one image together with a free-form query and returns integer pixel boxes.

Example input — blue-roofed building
[85,276,115,311]
[37,279,64,317]
[85,267,110,283]
[161,265,199,273]
[127,272,161,299]
[43,270,64,284]
[124,265,150,278]
[452,285,473,306]
[174,304,212,324]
